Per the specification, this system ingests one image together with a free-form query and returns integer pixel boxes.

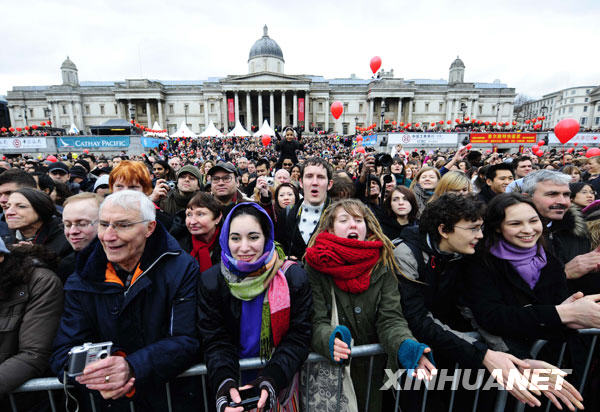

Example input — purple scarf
[490,239,547,290]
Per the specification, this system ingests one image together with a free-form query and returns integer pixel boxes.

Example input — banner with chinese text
[470,133,537,144]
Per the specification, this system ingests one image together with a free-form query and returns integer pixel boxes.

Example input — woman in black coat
[275,127,303,166]
[463,193,597,409]
[197,203,312,412]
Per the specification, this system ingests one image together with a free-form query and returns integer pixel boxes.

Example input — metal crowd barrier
[9,329,599,412]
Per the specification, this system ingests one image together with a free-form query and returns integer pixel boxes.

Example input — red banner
[470,133,537,144]
[227,98,234,123]
[298,98,305,122]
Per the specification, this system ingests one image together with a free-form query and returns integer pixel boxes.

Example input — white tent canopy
[67,123,79,135]
[171,122,198,138]
[253,120,275,137]
[227,121,251,137]
[200,121,224,137]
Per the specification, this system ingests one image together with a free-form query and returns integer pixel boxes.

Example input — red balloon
[536,150,544,157]
[370,56,382,74]
[392,121,397,125]
[512,121,517,126]
[406,123,412,128]
[0,127,6,132]
[567,148,574,153]
[586,148,600,158]
[355,146,366,154]
[583,146,589,150]
[464,116,470,121]
[525,120,531,124]
[16,127,22,132]
[485,121,490,126]
[447,120,451,125]
[574,143,578,146]
[455,119,460,123]
[83,149,90,154]
[537,140,545,146]
[41,122,46,126]
[261,135,271,146]
[438,120,444,125]
[415,123,420,128]
[466,144,472,150]
[330,101,343,120]
[594,136,598,140]
[430,122,435,127]
[532,146,539,154]
[554,118,580,144]
[9,127,14,132]
[46,155,58,162]
[32,125,38,129]
[399,122,404,126]
[486,149,492,154]
[356,136,363,142]
[491,122,497,126]
[24,126,29,131]
[385,119,390,124]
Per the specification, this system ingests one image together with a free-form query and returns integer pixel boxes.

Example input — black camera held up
[374,153,393,168]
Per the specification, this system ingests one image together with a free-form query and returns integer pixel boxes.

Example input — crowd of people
[1,126,600,412]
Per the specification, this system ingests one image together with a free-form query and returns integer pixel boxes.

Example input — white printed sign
[387,133,459,147]
[0,137,48,150]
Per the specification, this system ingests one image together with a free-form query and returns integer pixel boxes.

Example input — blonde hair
[430,171,472,202]
[63,192,104,208]
[409,166,441,190]
[306,198,404,279]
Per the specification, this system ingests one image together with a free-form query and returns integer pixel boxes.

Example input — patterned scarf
[305,231,382,294]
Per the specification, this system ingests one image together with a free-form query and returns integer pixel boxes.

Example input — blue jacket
[50,222,201,412]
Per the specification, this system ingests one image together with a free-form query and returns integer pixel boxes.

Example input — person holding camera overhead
[50,190,201,412]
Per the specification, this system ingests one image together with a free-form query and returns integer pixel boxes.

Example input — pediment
[224,72,309,84]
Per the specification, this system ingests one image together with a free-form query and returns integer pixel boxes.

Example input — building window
[569,107,574,113]
[570,98,574,103]
[424,102,429,112]
[581,117,587,125]
[319,102,323,111]
[85,105,90,115]
[200,104,204,114]
[169,104,174,114]
[100,105,105,115]
[114,104,118,114]
[29,109,34,118]
[595,117,600,125]
[586,89,590,93]
[439,103,443,112]
[342,123,348,134]
[584,106,588,112]
[479,104,483,113]
[62,105,67,114]
[492,105,496,112]
[210,103,215,113]
[359,103,364,112]
[571,90,576,95]
[142,106,146,115]
[585,98,589,102]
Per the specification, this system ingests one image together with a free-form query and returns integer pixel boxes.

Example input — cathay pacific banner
[141,137,168,148]
[56,136,130,148]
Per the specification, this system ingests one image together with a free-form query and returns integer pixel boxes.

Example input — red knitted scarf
[305,232,382,294]
[191,227,219,272]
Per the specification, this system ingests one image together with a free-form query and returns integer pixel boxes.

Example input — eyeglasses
[454,225,484,234]
[211,175,233,183]
[98,219,149,232]
[64,220,97,230]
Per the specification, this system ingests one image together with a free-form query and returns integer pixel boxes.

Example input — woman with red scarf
[173,192,222,272]
[305,199,436,411]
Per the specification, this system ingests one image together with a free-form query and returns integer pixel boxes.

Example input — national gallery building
[7,26,515,135]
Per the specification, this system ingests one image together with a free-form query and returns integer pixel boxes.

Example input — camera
[166,180,176,190]
[265,177,274,186]
[66,341,113,377]
[374,153,393,168]
[383,174,394,185]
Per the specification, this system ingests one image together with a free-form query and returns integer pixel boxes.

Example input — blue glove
[397,339,435,375]
[328,325,352,364]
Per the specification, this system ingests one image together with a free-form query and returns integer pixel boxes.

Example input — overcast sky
[2,0,598,99]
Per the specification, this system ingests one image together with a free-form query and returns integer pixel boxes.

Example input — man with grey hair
[51,190,201,411]
[522,170,600,293]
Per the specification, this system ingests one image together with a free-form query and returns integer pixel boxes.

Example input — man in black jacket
[522,169,600,294]
[275,157,332,260]
[477,163,514,204]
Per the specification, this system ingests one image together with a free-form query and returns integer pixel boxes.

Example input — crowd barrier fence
[9,329,599,412]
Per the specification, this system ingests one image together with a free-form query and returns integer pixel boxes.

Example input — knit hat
[177,165,201,181]
[69,166,88,180]
[93,174,110,192]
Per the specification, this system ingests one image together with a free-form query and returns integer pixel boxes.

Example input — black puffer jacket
[275,130,304,165]
[197,262,312,396]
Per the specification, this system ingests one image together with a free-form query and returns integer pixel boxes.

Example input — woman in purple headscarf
[197,202,312,412]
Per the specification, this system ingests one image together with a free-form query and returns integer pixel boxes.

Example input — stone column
[369,99,374,125]
[53,102,60,126]
[246,93,252,130]
[293,92,298,127]
[397,98,403,124]
[269,92,275,128]
[8,106,16,127]
[325,97,330,132]
[305,93,310,131]
[258,92,263,127]
[204,98,210,129]
[158,100,164,128]
[408,101,413,123]
[281,92,286,127]
[69,102,75,125]
[146,100,152,127]
[471,99,478,118]
[222,94,228,130]
[312,97,317,128]
[116,100,123,118]
[234,92,239,125]
[445,98,452,122]
[78,102,84,130]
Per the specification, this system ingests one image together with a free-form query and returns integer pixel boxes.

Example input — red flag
[227,98,234,122]
[298,98,305,122]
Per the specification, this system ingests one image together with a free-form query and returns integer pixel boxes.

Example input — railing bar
[9,393,18,412]
[166,382,173,412]
[201,374,209,412]
[471,387,481,412]
[555,342,567,368]
[304,362,311,412]
[420,385,429,412]
[129,400,135,412]
[493,390,508,412]
[578,335,597,393]
[364,355,375,412]
[394,385,401,412]
[48,389,57,412]
[447,362,459,412]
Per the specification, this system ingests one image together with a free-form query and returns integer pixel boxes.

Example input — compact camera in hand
[166,180,176,190]
[228,386,268,411]
[66,341,113,377]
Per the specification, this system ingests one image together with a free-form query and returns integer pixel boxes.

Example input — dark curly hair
[419,193,486,243]
[0,244,59,299]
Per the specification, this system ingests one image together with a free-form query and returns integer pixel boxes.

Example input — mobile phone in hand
[228,386,267,411]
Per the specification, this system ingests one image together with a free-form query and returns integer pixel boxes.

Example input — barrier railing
[9,329,599,412]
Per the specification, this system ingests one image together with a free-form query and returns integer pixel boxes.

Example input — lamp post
[380,100,386,131]
[129,104,136,134]
[43,107,51,126]
[540,105,548,129]
[460,102,467,129]
[21,104,28,127]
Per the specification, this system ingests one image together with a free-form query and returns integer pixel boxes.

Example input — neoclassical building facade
[7,26,515,135]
